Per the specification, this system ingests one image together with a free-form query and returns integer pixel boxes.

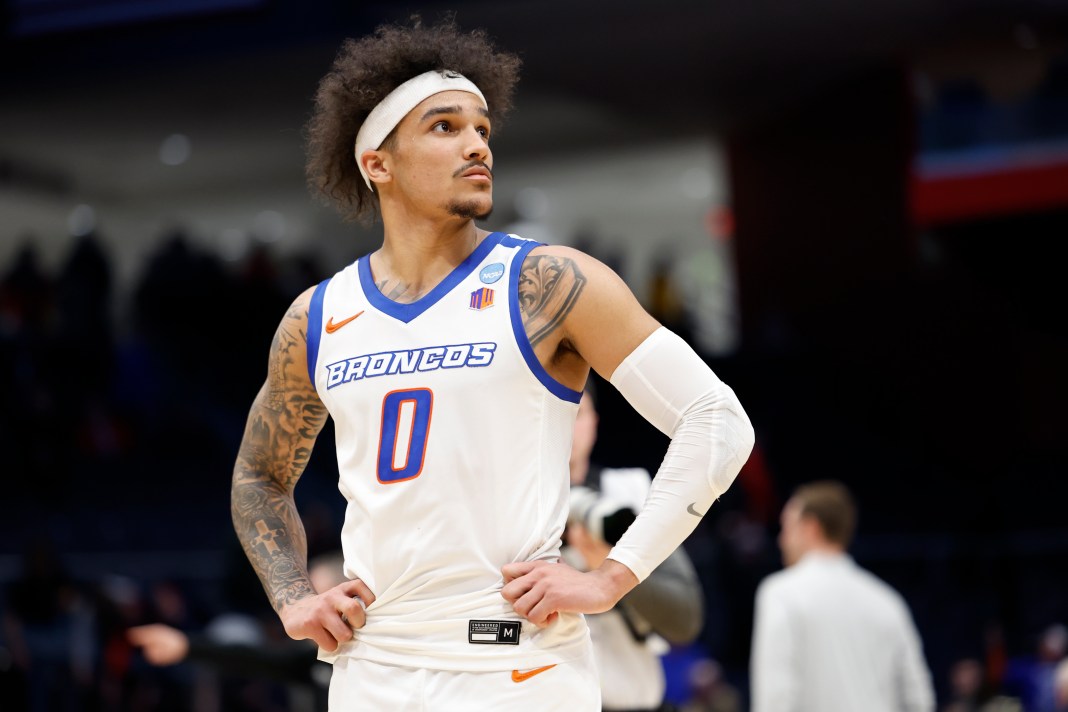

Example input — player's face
[387,90,494,220]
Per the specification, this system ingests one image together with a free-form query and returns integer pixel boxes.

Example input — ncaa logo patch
[479,262,505,284]
[469,287,494,310]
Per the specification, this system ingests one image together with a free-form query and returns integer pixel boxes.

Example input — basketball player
[230,19,755,711]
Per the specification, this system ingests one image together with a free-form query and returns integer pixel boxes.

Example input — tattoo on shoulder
[518,254,587,347]
[263,300,312,413]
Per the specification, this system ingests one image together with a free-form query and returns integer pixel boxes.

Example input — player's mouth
[456,163,493,183]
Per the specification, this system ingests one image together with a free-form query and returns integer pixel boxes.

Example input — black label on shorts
[468,619,521,645]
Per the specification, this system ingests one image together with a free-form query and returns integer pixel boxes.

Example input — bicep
[538,247,659,380]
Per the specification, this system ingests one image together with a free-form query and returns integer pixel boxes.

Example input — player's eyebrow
[420,105,491,121]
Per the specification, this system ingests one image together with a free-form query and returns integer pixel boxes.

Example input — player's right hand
[279,578,376,652]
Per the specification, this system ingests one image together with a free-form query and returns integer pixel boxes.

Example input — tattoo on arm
[518,254,588,347]
[231,296,329,612]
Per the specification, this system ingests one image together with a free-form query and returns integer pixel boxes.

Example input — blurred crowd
[0,231,1066,711]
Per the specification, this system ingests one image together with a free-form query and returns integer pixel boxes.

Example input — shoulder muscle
[524,245,659,380]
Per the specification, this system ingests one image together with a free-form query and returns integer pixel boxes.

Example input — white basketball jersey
[307,232,590,671]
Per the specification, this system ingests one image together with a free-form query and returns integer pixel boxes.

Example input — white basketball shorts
[327,646,600,711]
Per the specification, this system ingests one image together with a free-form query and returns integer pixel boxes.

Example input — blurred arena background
[2,0,1068,710]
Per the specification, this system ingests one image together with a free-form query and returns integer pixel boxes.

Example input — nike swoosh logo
[511,664,556,683]
[687,502,705,518]
[325,311,364,333]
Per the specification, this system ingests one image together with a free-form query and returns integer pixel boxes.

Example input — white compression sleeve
[606,327,755,581]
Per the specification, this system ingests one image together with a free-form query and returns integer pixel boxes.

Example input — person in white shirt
[750,481,935,712]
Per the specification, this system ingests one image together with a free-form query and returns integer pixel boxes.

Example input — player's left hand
[501,559,639,627]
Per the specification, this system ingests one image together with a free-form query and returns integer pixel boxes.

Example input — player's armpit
[231,287,329,613]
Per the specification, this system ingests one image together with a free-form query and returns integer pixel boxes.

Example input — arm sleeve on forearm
[620,546,704,644]
[606,327,755,581]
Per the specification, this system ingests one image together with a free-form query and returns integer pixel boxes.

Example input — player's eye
[432,121,451,133]
[477,126,491,140]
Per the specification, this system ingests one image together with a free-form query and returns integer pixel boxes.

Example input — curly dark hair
[304,17,522,223]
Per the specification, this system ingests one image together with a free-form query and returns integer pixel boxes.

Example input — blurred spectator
[56,233,113,401]
[566,385,704,712]
[1003,623,1068,712]
[943,658,987,712]
[2,537,95,712]
[0,240,54,336]
[646,254,694,346]
[1055,657,1068,710]
[679,658,740,712]
[127,551,347,712]
[750,481,935,712]
[672,205,738,357]
[940,657,1025,712]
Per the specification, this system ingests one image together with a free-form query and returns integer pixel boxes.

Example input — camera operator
[567,384,705,712]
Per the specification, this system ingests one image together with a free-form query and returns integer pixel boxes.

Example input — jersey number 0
[377,388,433,484]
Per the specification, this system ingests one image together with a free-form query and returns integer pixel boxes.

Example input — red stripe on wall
[911,160,1068,228]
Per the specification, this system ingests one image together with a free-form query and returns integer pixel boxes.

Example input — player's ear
[359,148,392,188]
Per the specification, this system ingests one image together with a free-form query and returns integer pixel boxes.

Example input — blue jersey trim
[508,241,583,404]
[499,235,526,248]
[358,232,507,324]
[307,278,330,387]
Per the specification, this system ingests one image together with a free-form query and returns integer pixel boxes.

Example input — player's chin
[446,196,493,221]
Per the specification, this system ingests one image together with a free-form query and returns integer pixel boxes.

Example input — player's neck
[372,213,489,302]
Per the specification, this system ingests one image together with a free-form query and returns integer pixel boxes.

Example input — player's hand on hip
[279,578,376,652]
[501,559,636,627]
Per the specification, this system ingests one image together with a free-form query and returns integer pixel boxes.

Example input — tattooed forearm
[518,255,587,347]
[231,293,329,612]
[231,472,314,610]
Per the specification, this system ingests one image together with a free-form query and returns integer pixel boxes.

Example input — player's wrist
[592,558,639,604]
[276,586,318,617]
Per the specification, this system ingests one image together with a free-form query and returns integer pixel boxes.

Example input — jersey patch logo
[469,287,495,310]
[325,310,364,333]
[469,620,521,645]
[479,262,505,284]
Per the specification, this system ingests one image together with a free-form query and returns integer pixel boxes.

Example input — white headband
[354,70,488,191]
